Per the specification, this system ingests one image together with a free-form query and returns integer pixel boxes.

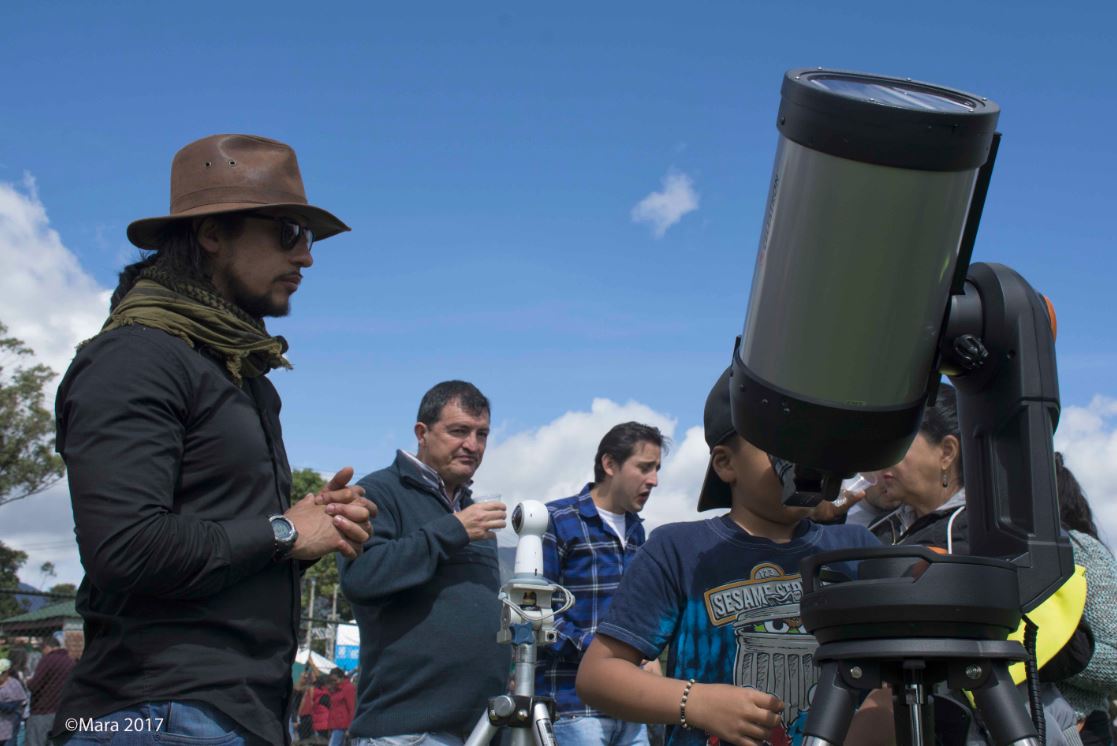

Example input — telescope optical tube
[732,68,1000,473]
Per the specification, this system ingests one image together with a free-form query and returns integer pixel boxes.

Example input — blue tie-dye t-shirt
[596,515,879,746]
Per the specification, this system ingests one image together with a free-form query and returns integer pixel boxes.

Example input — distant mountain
[15,582,50,613]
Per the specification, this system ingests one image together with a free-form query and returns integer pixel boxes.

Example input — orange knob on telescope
[1042,295,1057,341]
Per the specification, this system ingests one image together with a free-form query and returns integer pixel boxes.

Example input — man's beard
[227,273,291,319]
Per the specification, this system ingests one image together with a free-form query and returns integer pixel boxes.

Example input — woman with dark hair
[311,674,332,741]
[1054,453,1117,746]
[865,383,967,549]
[862,385,1090,745]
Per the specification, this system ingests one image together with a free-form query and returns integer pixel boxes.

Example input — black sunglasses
[247,214,314,252]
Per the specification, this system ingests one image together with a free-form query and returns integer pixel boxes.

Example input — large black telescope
[729,69,1074,746]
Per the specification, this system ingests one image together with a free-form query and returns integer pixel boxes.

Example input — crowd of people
[27,131,1115,746]
[292,667,356,745]
[0,632,76,746]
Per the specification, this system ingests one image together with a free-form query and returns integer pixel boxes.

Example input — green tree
[291,467,357,656]
[48,582,77,597]
[0,540,30,617]
[0,321,65,508]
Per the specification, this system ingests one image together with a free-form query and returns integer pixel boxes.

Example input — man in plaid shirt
[537,422,668,745]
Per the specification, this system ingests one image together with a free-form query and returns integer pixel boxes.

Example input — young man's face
[602,441,661,514]
[415,399,490,490]
[204,212,314,318]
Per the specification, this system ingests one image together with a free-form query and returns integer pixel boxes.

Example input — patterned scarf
[96,267,291,382]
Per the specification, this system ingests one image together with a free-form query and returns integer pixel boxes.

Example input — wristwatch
[269,514,298,560]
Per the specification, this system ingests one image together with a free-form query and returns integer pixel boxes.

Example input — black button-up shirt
[54,325,296,744]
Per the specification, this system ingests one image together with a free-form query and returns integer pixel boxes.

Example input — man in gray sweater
[340,380,509,745]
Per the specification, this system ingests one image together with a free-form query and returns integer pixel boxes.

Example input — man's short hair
[593,422,670,482]
[417,380,490,426]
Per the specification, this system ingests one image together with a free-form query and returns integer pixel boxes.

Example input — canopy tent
[292,647,338,681]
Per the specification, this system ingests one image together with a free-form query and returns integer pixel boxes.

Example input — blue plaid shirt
[535,484,646,716]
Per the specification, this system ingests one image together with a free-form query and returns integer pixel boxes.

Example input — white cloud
[474,398,714,545]
[0,174,110,586]
[1054,395,1117,546]
[630,171,699,238]
[0,174,111,383]
[0,481,83,586]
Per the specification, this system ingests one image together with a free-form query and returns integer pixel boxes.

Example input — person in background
[842,480,902,530]
[865,385,1087,745]
[870,384,967,550]
[311,675,332,741]
[339,381,507,745]
[294,668,317,742]
[25,632,74,746]
[0,659,28,746]
[1,651,29,746]
[538,421,669,745]
[1054,452,1117,746]
[326,668,356,746]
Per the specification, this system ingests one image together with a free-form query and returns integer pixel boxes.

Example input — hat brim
[697,457,733,511]
[127,202,350,251]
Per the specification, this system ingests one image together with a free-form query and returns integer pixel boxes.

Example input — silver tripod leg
[530,701,556,746]
[465,707,501,746]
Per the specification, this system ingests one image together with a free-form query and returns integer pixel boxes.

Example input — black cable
[1023,615,1045,744]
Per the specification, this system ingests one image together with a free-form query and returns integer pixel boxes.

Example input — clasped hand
[285,466,378,560]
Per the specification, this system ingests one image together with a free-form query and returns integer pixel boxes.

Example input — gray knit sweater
[1062,530,1117,719]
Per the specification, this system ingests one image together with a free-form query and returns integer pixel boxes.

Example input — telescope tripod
[464,630,557,746]
[798,547,1045,746]
[804,639,1038,746]
[464,577,571,746]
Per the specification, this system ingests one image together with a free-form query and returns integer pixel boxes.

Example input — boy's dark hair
[593,421,670,482]
[920,383,964,487]
[417,380,490,426]
[110,215,246,310]
[1054,451,1101,542]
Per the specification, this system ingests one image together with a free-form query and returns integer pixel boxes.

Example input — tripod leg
[802,661,861,746]
[464,710,500,746]
[530,701,556,746]
[970,662,1040,746]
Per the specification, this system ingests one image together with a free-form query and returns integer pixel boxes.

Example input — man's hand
[685,683,783,746]
[285,467,376,560]
[455,500,507,541]
[286,493,363,560]
[312,467,377,553]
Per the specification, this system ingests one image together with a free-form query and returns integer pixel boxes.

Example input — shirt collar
[396,449,473,505]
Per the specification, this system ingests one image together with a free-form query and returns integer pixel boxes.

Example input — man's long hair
[110,216,244,310]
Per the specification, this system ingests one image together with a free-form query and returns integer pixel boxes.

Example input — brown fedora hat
[127,134,350,250]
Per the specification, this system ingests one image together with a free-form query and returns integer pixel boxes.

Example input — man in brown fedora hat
[53,134,375,745]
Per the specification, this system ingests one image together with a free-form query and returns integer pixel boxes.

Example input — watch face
[272,517,296,542]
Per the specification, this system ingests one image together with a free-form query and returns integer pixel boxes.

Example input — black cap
[697,367,737,511]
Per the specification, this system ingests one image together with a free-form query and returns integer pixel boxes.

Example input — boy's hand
[686,683,783,746]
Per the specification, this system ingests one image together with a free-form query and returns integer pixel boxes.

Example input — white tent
[294,647,337,672]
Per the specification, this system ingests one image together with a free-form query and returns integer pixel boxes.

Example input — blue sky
[2,1,1115,583]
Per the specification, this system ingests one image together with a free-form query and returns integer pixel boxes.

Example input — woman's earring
[942,471,949,488]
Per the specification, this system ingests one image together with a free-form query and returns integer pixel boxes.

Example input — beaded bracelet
[679,677,697,730]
